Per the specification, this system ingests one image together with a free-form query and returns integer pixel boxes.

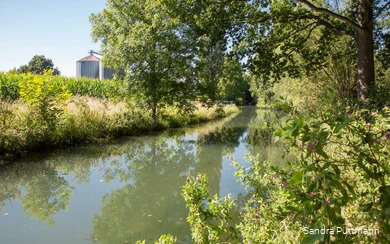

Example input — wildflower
[282,181,288,188]
[367,122,371,127]
[226,155,229,159]
[326,198,331,204]
[310,192,315,197]
[267,179,272,184]
[195,176,199,181]
[239,211,243,215]
[255,215,259,219]
[385,133,390,140]
[275,173,280,179]
[371,112,375,116]
[346,113,352,119]
[229,163,233,167]
[308,141,316,151]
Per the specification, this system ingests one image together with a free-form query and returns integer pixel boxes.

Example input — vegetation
[9,55,60,75]
[0,71,239,162]
[1,0,389,243]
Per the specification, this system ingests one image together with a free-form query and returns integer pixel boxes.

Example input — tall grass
[0,96,239,162]
[0,72,239,162]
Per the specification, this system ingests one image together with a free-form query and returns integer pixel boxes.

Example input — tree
[90,0,196,117]
[245,0,389,102]
[173,0,389,102]
[17,55,60,75]
[218,57,251,104]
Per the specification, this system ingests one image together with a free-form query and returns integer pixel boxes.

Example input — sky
[0,0,107,77]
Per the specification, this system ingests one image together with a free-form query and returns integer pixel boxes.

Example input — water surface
[0,107,285,243]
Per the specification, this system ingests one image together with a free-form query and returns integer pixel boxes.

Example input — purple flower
[226,155,229,159]
[267,179,272,184]
[282,181,288,188]
[371,112,375,116]
[275,173,280,179]
[346,113,352,119]
[308,141,316,151]
[386,133,390,140]
[310,192,315,197]
[326,198,331,204]
[255,215,259,219]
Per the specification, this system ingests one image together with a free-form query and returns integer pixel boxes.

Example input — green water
[0,107,286,244]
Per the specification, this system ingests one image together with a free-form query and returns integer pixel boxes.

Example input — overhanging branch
[296,0,363,31]
[373,2,390,21]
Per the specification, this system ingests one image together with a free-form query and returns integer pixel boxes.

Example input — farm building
[76,51,114,80]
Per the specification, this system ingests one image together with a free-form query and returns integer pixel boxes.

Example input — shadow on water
[0,106,291,243]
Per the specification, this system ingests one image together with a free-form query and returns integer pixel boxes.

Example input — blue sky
[0,0,106,77]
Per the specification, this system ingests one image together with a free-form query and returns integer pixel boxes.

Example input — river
[0,107,287,244]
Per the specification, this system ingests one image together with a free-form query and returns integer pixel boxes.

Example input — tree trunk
[356,0,375,102]
[152,104,157,118]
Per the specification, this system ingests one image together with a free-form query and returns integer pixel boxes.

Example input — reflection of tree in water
[90,109,257,243]
[195,107,257,196]
[245,109,296,167]
[0,108,257,241]
[91,136,196,243]
[0,162,74,226]
[0,143,132,226]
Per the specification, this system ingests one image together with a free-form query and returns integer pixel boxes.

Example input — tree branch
[296,0,363,31]
[373,2,390,21]
[315,18,354,37]
[286,24,318,56]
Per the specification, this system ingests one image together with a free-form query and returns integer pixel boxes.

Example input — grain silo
[99,63,114,80]
[76,51,115,80]
[76,54,100,79]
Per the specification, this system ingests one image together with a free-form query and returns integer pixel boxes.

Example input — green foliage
[173,89,390,243]
[17,55,60,75]
[0,72,22,100]
[372,63,390,107]
[135,235,177,244]
[0,91,238,159]
[18,70,71,128]
[218,57,251,105]
[90,0,196,116]
[0,72,128,100]
[182,174,237,243]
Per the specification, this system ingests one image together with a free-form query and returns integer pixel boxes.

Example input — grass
[0,96,239,163]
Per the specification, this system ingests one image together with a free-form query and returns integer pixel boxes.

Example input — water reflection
[0,162,74,226]
[92,137,196,243]
[0,107,288,243]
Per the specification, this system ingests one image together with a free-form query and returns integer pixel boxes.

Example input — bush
[161,89,390,243]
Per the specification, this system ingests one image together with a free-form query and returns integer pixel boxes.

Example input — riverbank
[0,96,239,163]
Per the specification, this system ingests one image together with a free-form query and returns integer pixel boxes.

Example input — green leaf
[301,232,324,244]
[291,171,304,185]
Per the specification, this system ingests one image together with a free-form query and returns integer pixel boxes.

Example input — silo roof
[77,55,101,62]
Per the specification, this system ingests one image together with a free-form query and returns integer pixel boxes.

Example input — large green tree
[246,0,389,102]
[17,55,60,75]
[172,0,389,102]
[90,0,196,117]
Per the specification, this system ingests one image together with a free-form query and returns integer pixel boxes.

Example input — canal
[0,107,287,244]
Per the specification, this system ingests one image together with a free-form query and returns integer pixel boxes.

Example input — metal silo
[76,55,100,79]
[99,63,115,80]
